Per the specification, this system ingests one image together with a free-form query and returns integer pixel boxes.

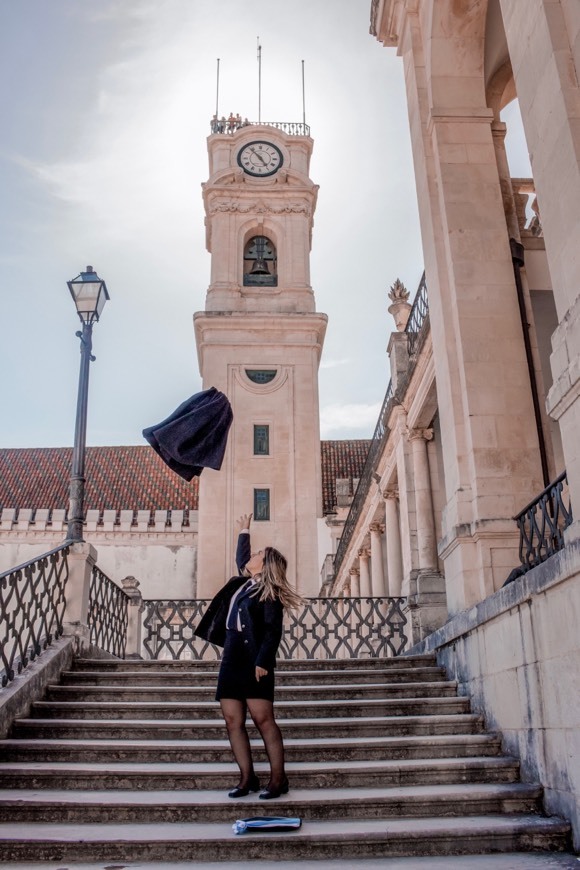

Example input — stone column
[358,548,371,597]
[369,523,387,596]
[383,489,404,597]
[349,567,360,598]
[382,10,543,613]
[500,0,580,535]
[408,429,438,572]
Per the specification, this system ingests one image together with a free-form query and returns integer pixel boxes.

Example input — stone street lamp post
[65,266,109,543]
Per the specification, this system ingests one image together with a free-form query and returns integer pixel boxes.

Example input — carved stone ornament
[349,566,360,576]
[358,547,370,560]
[382,487,399,500]
[388,278,412,332]
[408,427,434,443]
[208,200,311,217]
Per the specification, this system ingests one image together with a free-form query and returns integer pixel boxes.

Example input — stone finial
[388,278,412,332]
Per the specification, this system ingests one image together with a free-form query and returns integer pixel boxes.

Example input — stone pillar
[500,0,580,535]
[121,576,144,660]
[63,542,97,652]
[408,429,438,572]
[369,523,387,596]
[349,567,360,597]
[383,489,404,597]
[379,10,544,613]
[358,548,371,597]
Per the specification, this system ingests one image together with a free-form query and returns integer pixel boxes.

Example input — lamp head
[67,266,109,325]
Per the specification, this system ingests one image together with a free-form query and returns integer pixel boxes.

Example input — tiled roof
[0,440,371,516]
[320,440,371,514]
[0,447,198,512]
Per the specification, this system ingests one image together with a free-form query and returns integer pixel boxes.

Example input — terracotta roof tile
[0,447,198,512]
[0,441,371,518]
[320,439,371,514]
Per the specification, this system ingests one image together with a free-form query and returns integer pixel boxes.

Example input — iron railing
[142,596,408,661]
[210,119,310,137]
[333,273,429,578]
[88,566,129,658]
[406,272,429,356]
[515,471,573,571]
[0,544,69,687]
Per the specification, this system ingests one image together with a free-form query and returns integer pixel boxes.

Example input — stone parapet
[0,508,198,535]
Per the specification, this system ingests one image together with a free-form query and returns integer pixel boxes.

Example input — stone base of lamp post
[403,570,448,644]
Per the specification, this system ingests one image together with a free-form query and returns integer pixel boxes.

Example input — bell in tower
[244,235,277,286]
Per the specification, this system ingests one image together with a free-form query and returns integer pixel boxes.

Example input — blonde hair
[256,547,304,610]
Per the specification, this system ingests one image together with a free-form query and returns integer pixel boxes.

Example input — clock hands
[249,147,268,167]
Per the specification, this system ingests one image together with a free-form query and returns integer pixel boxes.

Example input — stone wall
[410,541,580,848]
[0,508,198,599]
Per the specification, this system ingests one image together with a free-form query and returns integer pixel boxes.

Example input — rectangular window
[254,488,270,521]
[254,424,270,455]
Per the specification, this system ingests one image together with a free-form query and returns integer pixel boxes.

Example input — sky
[0,0,532,448]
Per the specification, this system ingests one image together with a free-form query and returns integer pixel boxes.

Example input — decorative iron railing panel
[142,596,408,661]
[333,272,429,578]
[210,119,310,137]
[406,272,429,356]
[0,544,69,687]
[88,566,129,659]
[515,471,573,571]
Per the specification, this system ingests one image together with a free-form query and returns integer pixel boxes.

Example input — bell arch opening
[243,235,278,287]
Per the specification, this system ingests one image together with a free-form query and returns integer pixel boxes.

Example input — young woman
[194,514,302,799]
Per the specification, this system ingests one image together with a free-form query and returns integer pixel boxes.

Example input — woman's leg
[219,698,255,787]
[247,698,286,789]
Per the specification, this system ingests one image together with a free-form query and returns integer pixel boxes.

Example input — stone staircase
[0,654,571,863]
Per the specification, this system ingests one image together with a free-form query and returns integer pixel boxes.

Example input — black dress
[216,628,276,702]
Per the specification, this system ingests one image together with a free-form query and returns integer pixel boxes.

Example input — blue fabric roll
[232,816,302,834]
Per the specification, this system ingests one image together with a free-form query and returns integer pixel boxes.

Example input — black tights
[220,698,286,790]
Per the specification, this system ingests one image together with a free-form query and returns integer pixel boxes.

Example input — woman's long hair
[256,547,303,610]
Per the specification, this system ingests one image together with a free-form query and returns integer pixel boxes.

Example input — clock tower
[194,119,327,597]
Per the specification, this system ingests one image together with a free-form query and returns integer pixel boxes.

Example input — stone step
[61,666,447,686]
[44,681,458,703]
[0,733,502,764]
[30,695,471,720]
[0,756,520,791]
[0,815,570,863]
[6,853,580,870]
[72,654,438,672]
[13,711,486,740]
[0,783,543,824]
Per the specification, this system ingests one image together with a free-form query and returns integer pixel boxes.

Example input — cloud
[320,402,381,437]
[320,357,350,370]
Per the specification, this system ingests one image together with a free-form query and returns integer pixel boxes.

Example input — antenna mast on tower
[257,37,262,123]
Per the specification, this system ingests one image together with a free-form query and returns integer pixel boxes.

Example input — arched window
[243,235,278,287]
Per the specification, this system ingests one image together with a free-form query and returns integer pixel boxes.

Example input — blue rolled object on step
[232,817,302,834]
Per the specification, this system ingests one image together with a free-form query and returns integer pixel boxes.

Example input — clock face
[237,141,283,177]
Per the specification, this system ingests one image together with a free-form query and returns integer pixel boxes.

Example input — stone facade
[194,123,327,597]
[362,0,580,846]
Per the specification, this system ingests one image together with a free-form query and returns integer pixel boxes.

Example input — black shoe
[259,778,289,800]
[228,774,260,798]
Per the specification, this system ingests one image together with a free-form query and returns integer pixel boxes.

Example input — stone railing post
[369,523,387,596]
[383,489,404,597]
[63,542,97,653]
[122,576,144,660]
[358,548,371,597]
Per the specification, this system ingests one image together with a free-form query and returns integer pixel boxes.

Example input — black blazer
[194,533,284,671]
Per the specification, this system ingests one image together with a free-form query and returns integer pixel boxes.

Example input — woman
[194,513,302,800]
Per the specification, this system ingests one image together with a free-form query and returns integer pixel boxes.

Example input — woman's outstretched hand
[237,513,252,531]
[255,666,268,681]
